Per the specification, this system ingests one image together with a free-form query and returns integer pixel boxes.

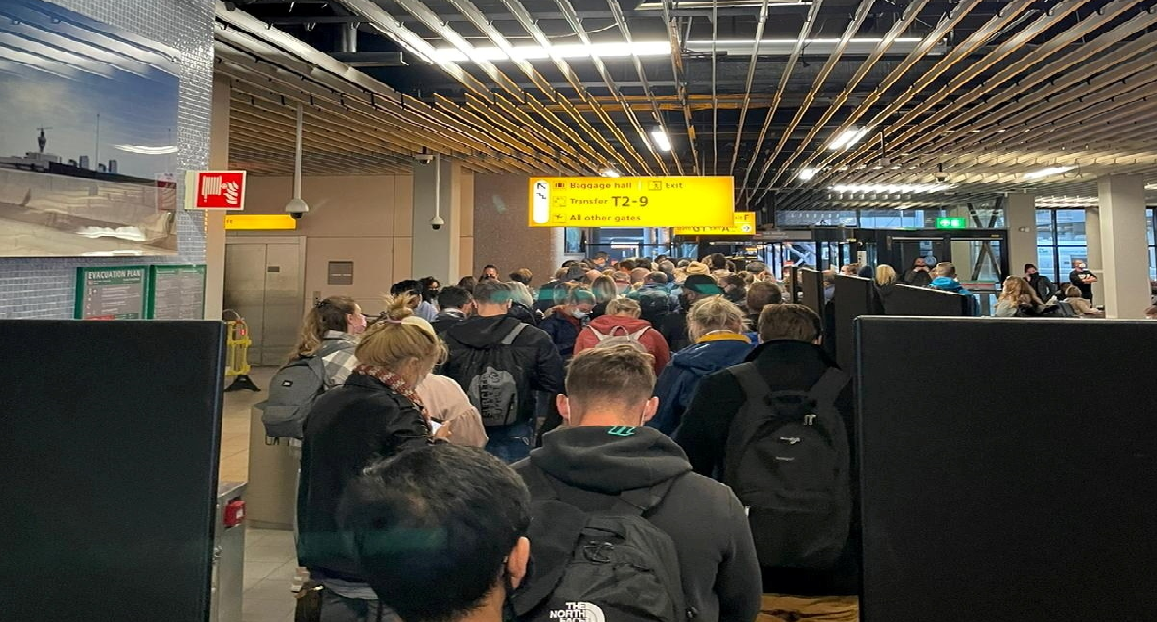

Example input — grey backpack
[588,324,651,353]
[464,322,529,427]
[257,339,346,439]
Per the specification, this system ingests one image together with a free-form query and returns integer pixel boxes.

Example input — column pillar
[411,156,461,284]
[203,75,230,320]
[1085,206,1103,306]
[1097,175,1148,318]
[1006,193,1036,279]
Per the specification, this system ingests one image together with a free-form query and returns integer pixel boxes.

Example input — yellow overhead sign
[224,214,298,230]
[673,211,757,236]
[529,176,734,227]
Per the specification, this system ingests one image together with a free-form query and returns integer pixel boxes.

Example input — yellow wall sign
[224,214,298,230]
[673,211,757,236]
[528,176,735,227]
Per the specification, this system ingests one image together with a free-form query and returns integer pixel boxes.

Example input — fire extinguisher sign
[185,170,247,210]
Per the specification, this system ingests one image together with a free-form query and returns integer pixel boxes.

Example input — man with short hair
[902,257,933,287]
[442,280,565,463]
[630,271,677,328]
[391,279,439,322]
[630,266,650,286]
[929,262,979,314]
[480,264,499,281]
[513,346,761,622]
[591,251,610,270]
[433,285,474,335]
[744,281,784,327]
[340,444,531,622]
[675,304,859,622]
[1069,260,1098,301]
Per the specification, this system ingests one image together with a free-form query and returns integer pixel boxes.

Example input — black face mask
[678,293,692,310]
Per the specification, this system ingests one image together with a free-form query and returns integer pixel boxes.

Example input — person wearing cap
[685,261,711,276]
[297,294,448,621]
[661,273,724,353]
[1025,263,1057,303]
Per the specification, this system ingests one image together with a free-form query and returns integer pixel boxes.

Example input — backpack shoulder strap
[587,325,611,341]
[613,475,680,517]
[627,325,651,340]
[501,321,529,345]
[808,368,848,407]
[727,362,772,402]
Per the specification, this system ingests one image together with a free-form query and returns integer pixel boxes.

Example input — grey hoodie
[514,426,762,622]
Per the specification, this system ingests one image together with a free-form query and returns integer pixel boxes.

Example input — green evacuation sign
[936,217,968,229]
[75,266,148,320]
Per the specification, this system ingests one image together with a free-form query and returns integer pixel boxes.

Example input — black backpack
[457,322,529,427]
[514,466,692,622]
[724,363,851,570]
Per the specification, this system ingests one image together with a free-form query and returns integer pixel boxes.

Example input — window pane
[1037,246,1057,282]
[1148,208,1155,245]
[1036,209,1055,245]
[1057,246,1088,277]
[1055,209,1086,242]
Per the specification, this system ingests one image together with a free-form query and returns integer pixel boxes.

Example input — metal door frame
[224,236,306,365]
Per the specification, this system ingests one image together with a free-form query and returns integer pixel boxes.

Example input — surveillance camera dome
[285,197,310,219]
[430,215,445,230]
[416,153,435,164]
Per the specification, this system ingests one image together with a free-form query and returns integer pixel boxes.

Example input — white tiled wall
[0,0,214,319]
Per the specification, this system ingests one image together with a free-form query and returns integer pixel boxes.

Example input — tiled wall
[0,0,214,319]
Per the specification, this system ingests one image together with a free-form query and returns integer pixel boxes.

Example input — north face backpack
[463,322,529,428]
[514,465,692,622]
[724,363,851,570]
[257,339,346,439]
[588,324,651,353]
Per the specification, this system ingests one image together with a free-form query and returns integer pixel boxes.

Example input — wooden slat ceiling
[216,0,1157,208]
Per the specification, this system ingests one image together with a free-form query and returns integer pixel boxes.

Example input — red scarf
[353,364,426,415]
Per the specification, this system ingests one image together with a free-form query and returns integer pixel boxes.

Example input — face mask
[570,309,589,319]
[348,314,367,335]
[678,294,692,309]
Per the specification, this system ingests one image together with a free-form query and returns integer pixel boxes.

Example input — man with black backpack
[441,280,565,463]
[511,345,761,622]
[675,304,859,622]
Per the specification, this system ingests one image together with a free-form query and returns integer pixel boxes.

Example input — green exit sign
[936,217,968,229]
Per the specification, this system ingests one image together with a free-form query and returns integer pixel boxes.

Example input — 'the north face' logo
[549,602,606,622]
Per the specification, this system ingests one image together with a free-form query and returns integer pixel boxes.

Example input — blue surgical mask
[571,309,589,319]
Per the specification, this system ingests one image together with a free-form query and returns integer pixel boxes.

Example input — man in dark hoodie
[441,280,565,463]
[514,345,761,622]
[432,285,473,335]
[675,304,859,622]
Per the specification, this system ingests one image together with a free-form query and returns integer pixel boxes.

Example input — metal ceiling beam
[658,0,701,174]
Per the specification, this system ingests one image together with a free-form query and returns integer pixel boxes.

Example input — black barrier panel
[0,321,225,622]
[799,268,825,319]
[882,283,970,316]
[833,274,874,372]
[855,317,1157,622]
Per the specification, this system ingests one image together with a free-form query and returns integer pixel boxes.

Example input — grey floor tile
[245,542,297,563]
[244,560,284,582]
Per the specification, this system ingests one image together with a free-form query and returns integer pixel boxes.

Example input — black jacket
[902,268,933,288]
[508,301,542,326]
[441,315,565,426]
[1027,273,1056,302]
[297,373,431,579]
[674,340,860,597]
[432,308,467,335]
[514,426,762,622]
[660,310,691,352]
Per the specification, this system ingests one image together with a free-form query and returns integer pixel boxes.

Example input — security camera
[285,197,310,219]
[430,215,445,230]
[416,153,435,165]
[935,173,949,183]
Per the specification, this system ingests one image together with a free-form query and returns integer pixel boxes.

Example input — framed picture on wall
[0,0,181,257]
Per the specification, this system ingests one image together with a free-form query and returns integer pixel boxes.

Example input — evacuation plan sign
[148,264,206,320]
[75,266,148,320]
[528,176,735,227]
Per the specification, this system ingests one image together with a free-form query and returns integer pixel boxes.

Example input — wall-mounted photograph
[0,0,180,257]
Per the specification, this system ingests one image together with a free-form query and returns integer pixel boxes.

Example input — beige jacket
[416,374,488,447]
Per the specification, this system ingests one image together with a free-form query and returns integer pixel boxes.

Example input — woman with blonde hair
[872,264,899,313]
[297,295,448,621]
[650,296,755,434]
[995,276,1044,317]
[289,295,366,389]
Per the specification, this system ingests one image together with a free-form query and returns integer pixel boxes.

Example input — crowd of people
[276,252,861,622]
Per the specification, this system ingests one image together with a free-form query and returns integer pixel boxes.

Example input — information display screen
[529,176,734,227]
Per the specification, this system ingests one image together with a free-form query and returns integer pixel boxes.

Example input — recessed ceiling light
[798,167,818,180]
[600,167,621,178]
[649,127,672,152]
[1024,166,1075,179]
[827,127,871,151]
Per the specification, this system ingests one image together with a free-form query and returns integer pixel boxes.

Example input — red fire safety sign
[186,170,247,210]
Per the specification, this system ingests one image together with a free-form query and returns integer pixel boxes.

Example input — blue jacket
[539,306,586,360]
[930,277,980,316]
[649,336,757,435]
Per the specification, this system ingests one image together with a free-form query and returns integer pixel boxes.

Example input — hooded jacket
[441,315,565,426]
[573,314,672,373]
[431,307,467,335]
[649,335,756,435]
[674,340,859,597]
[930,277,980,315]
[514,426,761,622]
